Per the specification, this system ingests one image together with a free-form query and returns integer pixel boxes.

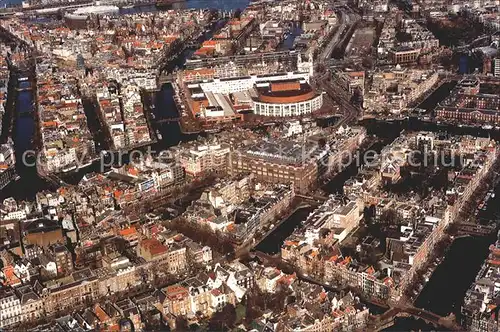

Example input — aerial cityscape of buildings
[1,0,500,331]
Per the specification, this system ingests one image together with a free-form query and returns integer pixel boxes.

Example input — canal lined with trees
[414,182,500,319]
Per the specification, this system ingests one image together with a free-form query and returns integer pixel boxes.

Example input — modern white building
[252,80,323,117]
[195,71,310,95]
[253,93,323,117]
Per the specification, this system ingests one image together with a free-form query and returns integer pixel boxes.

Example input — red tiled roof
[119,226,137,237]
[141,238,168,256]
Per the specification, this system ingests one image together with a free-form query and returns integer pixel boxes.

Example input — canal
[0,76,51,201]
[414,183,500,319]
[414,236,493,317]
[254,117,500,329]
[278,22,303,51]
[255,207,314,254]
[322,140,388,195]
[415,78,498,114]
[416,80,457,113]
[152,83,199,150]
[362,117,500,141]
[352,117,500,331]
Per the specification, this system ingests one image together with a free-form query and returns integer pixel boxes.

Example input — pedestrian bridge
[457,222,495,237]
[295,194,328,203]
[370,306,462,331]
[158,72,174,84]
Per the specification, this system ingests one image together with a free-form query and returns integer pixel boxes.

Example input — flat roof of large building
[243,140,318,165]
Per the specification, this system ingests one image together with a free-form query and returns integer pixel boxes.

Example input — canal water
[414,183,500,318]
[255,207,314,254]
[388,145,500,331]
[0,77,51,201]
[278,22,303,51]
[183,0,249,10]
[1,4,498,331]
[153,83,199,150]
[14,81,33,153]
[255,120,500,330]
[415,236,493,317]
[163,18,228,73]
[416,79,498,114]
[363,117,500,141]
[416,80,457,113]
